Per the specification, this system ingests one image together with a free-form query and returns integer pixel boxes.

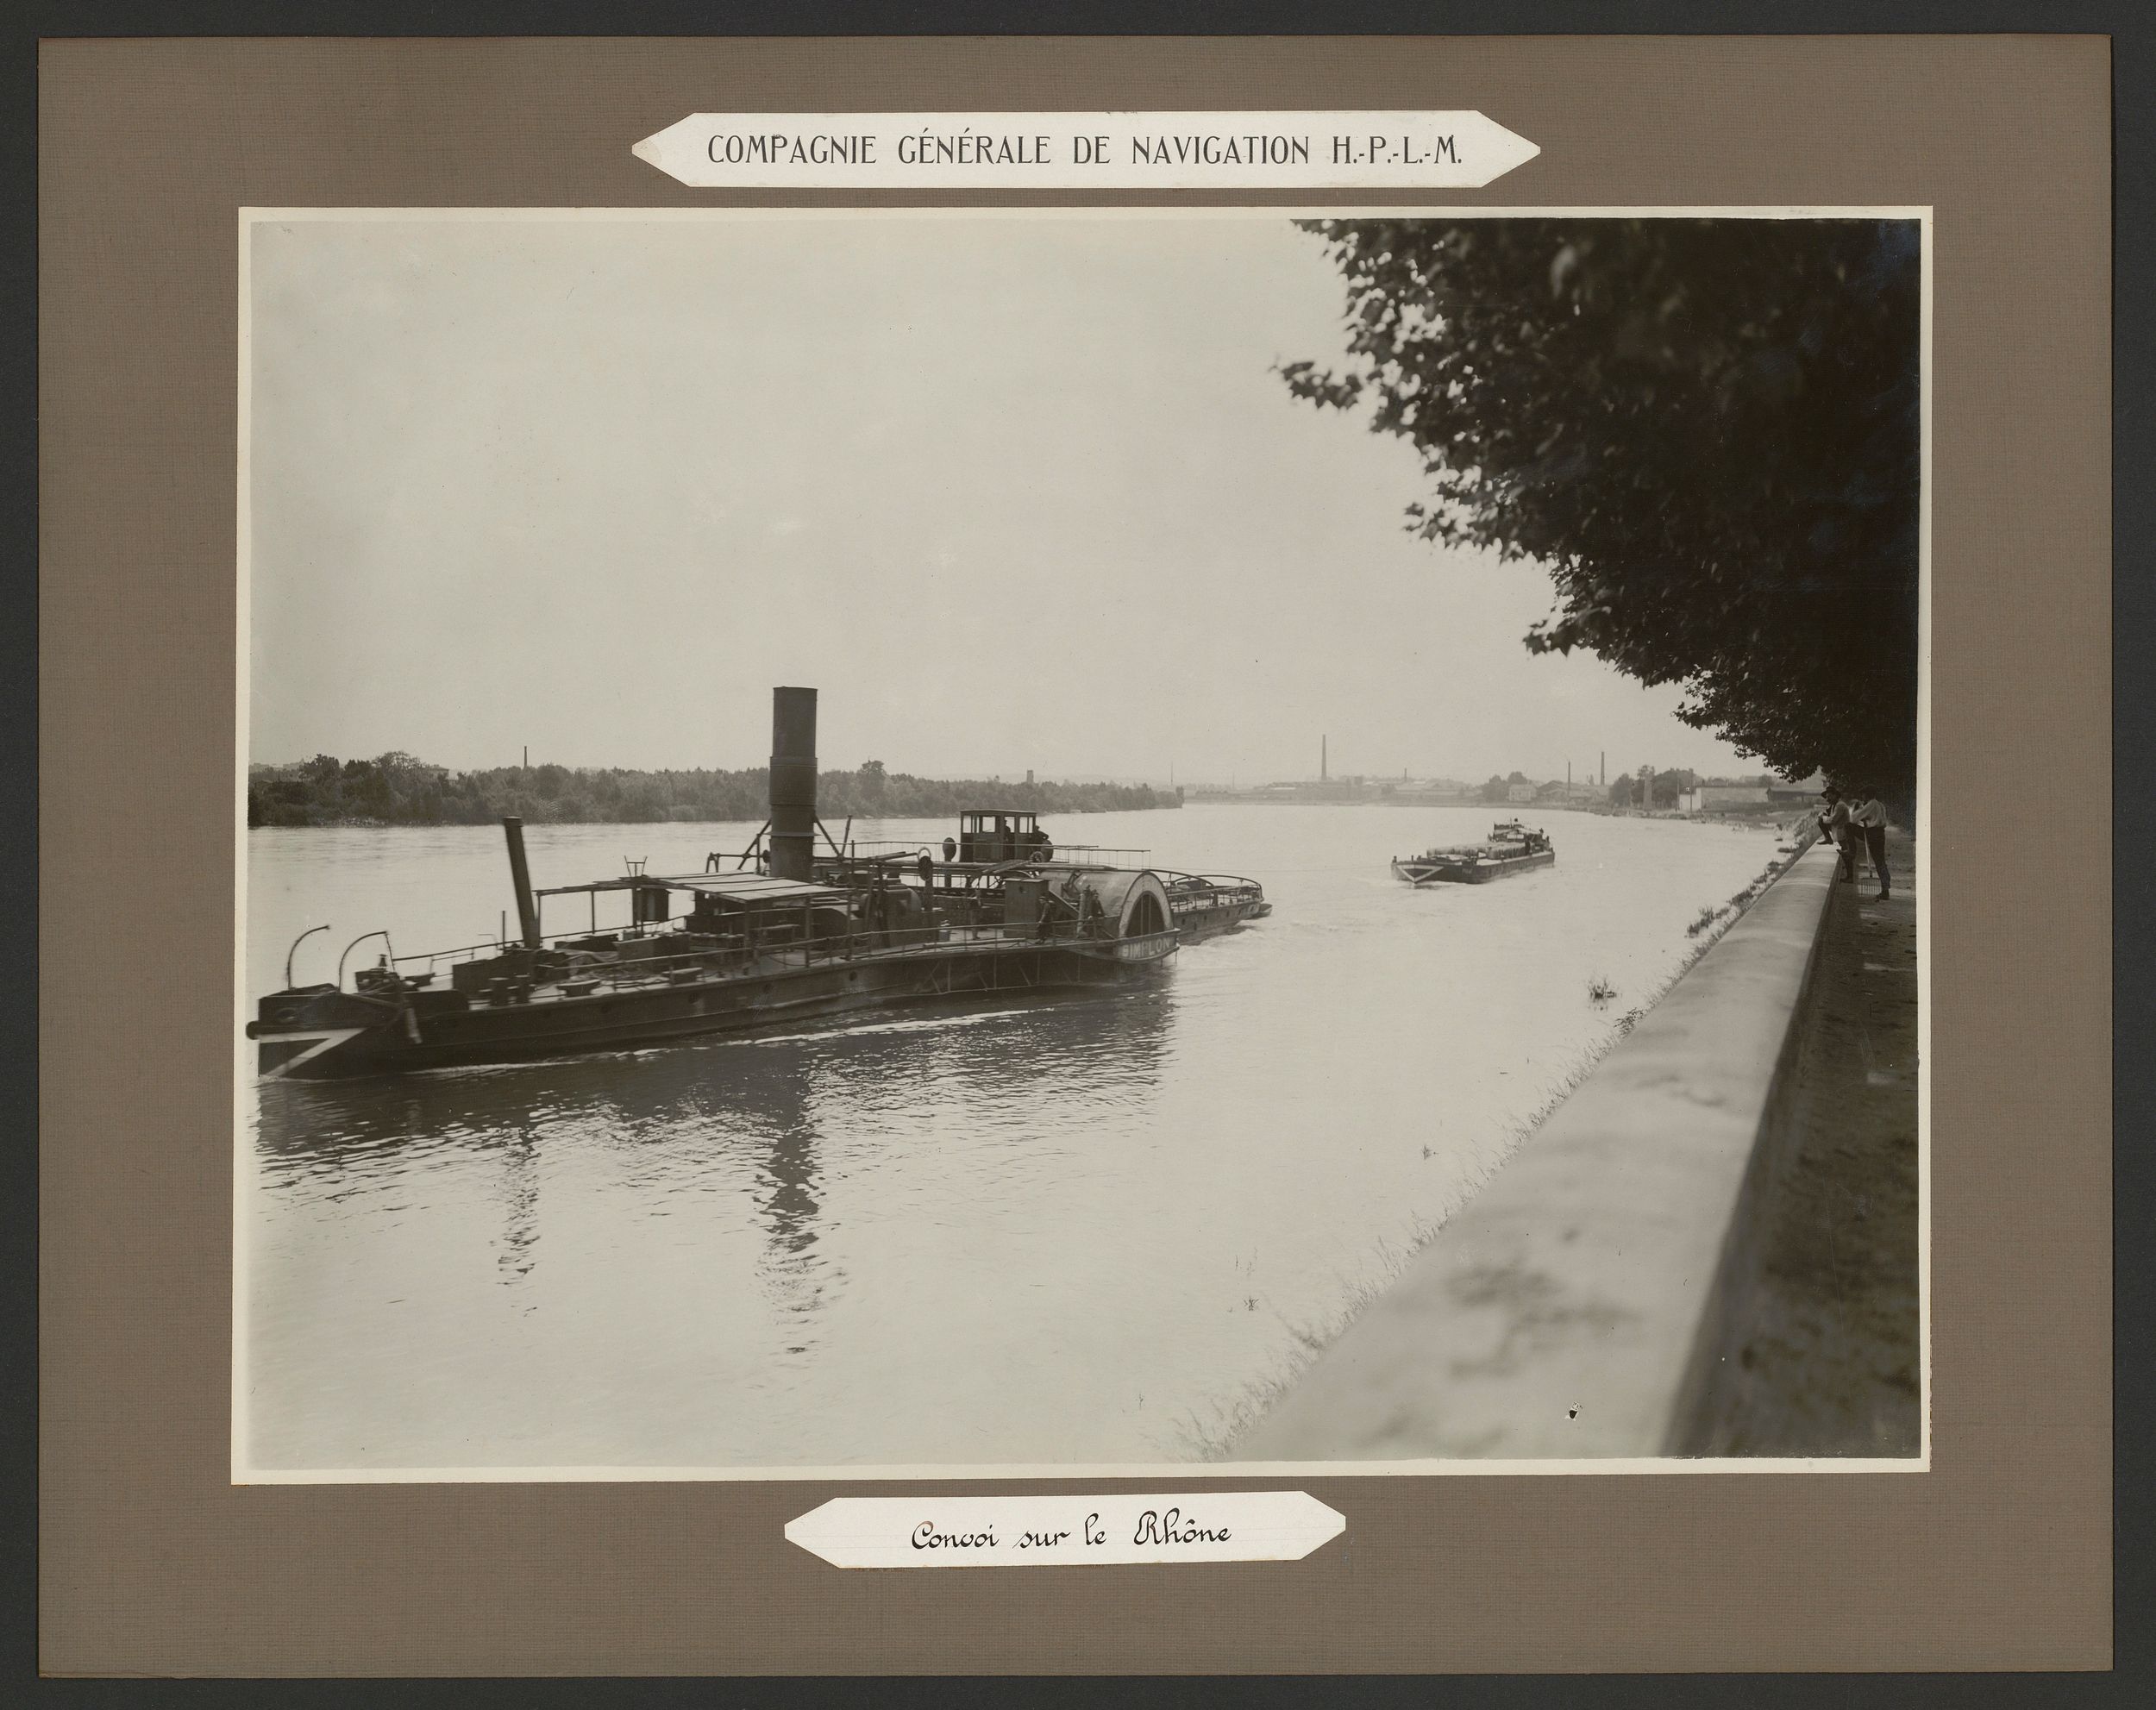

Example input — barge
[248,687,1266,1080]
[1392,822,1557,886]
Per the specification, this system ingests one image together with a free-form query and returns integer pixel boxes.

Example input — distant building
[1678,782,1771,813]
[1507,781,1539,804]
[1388,778,1476,803]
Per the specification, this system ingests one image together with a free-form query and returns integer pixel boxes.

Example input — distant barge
[1392,821,1557,886]
[248,687,1268,1080]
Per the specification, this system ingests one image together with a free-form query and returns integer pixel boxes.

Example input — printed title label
[635,111,1538,189]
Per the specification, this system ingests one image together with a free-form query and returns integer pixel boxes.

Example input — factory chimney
[768,686,818,881]
[1322,735,1328,782]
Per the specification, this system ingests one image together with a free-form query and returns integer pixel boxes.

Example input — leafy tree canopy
[1280,217,1921,794]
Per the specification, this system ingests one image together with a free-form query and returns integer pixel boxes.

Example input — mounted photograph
[235,207,1925,1479]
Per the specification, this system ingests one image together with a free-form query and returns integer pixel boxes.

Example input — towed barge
[249,687,1266,1080]
[1392,821,1557,886]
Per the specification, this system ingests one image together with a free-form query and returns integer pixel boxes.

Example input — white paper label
[634,110,1537,189]
[785,1491,1344,1569]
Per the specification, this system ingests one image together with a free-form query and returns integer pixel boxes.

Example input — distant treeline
[248,753,1181,829]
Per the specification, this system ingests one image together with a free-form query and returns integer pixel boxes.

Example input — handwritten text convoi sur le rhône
[785,1491,1344,1569]
[912,1506,1227,1554]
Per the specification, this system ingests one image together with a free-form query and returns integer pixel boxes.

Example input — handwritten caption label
[634,110,1538,190]
[785,1491,1344,1569]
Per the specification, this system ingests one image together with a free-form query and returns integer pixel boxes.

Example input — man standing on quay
[1850,792,1891,900]
[1818,787,1858,883]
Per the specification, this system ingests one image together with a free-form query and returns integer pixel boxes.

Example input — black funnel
[501,816,542,947]
[768,687,818,881]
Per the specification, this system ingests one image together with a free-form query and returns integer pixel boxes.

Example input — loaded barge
[1391,821,1557,886]
[248,687,1268,1080]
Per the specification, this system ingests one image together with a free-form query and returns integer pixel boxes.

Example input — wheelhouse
[957,808,1052,865]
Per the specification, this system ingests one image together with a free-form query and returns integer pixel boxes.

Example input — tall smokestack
[1600,750,1606,786]
[1322,735,1327,782]
[768,686,818,881]
[501,816,541,948]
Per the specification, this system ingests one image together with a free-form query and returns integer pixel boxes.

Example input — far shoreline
[248,754,1185,831]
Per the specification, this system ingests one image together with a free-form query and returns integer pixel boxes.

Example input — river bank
[1231,824,1921,1462]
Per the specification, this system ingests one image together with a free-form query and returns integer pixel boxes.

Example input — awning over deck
[653,874,850,905]
[534,872,849,904]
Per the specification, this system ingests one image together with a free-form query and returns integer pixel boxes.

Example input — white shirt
[1850,799,1887,829]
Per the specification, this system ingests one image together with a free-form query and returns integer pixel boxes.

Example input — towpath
[1700,826,1921,1455]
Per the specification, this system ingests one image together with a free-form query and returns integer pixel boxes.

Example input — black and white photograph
[236,208,1925,1479]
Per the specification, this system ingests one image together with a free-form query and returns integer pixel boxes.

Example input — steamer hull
[250,935,1175,1080]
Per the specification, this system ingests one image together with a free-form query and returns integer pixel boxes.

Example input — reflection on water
[498,1130,539,1293]
[243,805,1779,1470]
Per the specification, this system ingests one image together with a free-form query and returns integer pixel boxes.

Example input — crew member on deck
[1081,888,1106,935]
[1057,870,1086,936]
[867,872,890,945]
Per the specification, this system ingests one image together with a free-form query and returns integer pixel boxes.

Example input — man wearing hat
[1818,787,1858,883]
[1848,792,1891,900]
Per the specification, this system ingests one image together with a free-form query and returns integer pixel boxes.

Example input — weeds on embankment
[1683,850,1787,940]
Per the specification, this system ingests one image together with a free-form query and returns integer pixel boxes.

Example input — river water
[241,804,1783,1473]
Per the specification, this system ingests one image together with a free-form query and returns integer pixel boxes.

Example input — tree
[1653,767,1700,808]
[856,759,888,813]
[1480,773,1509,803]
[1280,217,1921,794]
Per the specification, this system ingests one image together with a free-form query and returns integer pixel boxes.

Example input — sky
[247,211,1757,786]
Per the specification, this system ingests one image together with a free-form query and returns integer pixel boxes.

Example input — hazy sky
[248,212,1755,786]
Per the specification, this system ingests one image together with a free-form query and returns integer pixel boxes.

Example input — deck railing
[1160,871,1263,898]
[821,839,1156,867]
[361,858,1247,995]
[382,911,1159,1001]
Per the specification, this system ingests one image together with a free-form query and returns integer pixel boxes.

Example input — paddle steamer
[248,688,1266,1080]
